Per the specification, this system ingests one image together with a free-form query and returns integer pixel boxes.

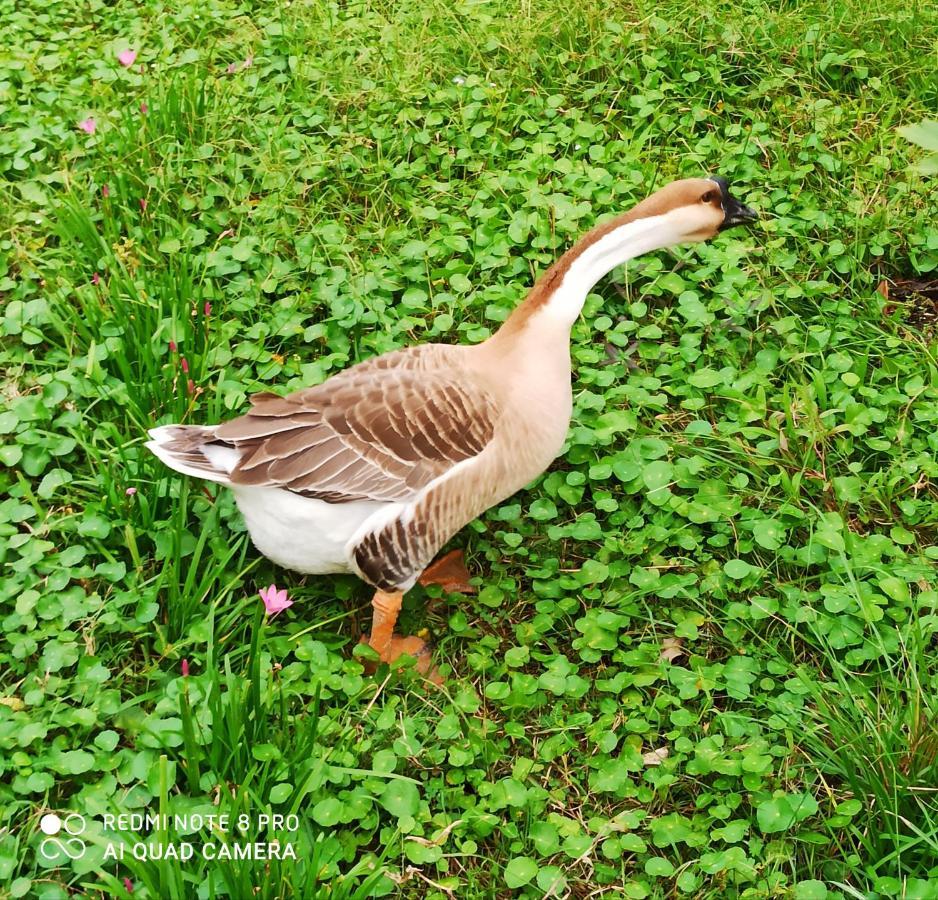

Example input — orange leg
[361,589,441,683]
[366,589,403,658]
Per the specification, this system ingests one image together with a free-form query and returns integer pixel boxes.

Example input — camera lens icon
[39,813,87,860]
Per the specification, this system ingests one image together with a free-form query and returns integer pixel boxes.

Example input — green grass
[2,0,938,897]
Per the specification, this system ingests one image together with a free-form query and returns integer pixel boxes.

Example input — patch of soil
[879,278,938,333]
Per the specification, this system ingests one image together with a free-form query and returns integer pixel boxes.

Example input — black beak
[709,176,758,231]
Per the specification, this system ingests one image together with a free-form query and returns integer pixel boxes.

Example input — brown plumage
[219,347,497,502]
[147,176,756,676]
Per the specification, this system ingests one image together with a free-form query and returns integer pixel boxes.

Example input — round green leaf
[269,783,293,804]
[724,559,754,580]
[251,743,281,761]
[756,796,795,833]
[645,856,675,876]
[312,798,342,826]
[379,780,420,819]
[504,856,538,888]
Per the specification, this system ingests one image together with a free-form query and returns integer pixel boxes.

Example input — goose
[147,176,757,678]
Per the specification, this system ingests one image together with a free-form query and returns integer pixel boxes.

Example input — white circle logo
[39,813,86,860]
[39,814,62,835]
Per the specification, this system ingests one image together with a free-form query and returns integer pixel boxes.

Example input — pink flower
[123,877,134,893]
[226,56,253,74]
[186,378,195,395]
[181,658,189,677]
[259,584,293,617]
[168,340,177,352]
[92,272,100,285]
[140,101,148,115]
[78,118,96,134]
[180,356,189,374]
[139,198,147,211]
[102,184,110,198]
[125,487,137,496]
[204,302,212,316]
[117,49,137,67]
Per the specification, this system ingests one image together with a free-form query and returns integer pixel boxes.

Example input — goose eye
[701,190,717,203]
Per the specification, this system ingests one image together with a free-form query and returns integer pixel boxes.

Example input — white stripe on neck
[538,212,685,328]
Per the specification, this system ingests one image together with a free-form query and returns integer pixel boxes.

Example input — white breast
[231,485,390,575]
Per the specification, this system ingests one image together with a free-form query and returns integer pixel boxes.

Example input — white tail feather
[145,425,239,484]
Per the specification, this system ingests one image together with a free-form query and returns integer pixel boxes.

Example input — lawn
[2,0,938,896]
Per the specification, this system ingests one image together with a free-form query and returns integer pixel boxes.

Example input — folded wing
[216,354,498,503]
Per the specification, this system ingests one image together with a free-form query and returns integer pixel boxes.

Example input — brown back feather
[215,346,498,503]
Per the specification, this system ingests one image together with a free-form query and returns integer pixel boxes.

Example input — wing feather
[220,348,497,503]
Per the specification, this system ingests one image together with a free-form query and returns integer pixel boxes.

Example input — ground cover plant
[1,0,937,896]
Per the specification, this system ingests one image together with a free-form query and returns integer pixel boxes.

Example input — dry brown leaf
[659,638,684,663]
[418,549,476,595]
[405,819,463,847]
[642,747,669,766]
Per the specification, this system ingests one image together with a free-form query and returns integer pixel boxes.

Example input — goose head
[624,176,759,245]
